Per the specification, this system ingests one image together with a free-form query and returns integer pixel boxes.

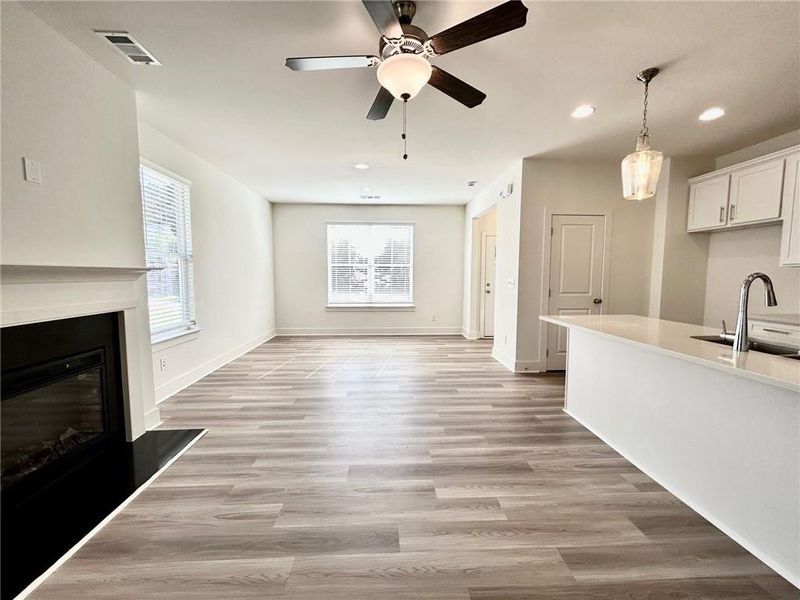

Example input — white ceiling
[24,1,800,205]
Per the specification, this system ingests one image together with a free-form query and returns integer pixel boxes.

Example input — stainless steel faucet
[732,272,778,352]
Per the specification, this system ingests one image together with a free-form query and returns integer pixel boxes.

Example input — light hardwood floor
[32,336,796,599]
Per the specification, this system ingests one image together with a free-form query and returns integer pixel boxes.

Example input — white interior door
[547,215,606,370]
[481,235,497,338]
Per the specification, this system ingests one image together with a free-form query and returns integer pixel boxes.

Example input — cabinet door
[688,175,730,231]
[729,158,785,225]
[780,154,800,266]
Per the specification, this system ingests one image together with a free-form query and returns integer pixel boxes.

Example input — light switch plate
[23,158,41,184]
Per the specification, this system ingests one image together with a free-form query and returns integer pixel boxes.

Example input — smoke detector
[96,31,161,65]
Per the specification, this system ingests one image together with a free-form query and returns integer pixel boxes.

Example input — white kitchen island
[541,314,800,587]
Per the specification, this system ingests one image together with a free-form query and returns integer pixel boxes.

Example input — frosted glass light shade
[621,134,663,200]
[377,54,432,100]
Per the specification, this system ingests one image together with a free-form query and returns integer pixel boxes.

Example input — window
[139,162,196,341]
[327,223,414,306]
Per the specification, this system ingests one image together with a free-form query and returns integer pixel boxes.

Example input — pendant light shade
[621,68,662,201]
[377,53,432,100]
[622,134,663,200]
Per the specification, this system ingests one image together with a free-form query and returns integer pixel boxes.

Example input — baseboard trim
[274,326,461,336]
[144,406,162,430]
[564,407,800,590]
[491,346,516,371]
[461,328,481,340]
[155,329,276,403]
[491,347,543,373]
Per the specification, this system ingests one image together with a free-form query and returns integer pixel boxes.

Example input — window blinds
[327,223,414,305]
[139,164,196,338]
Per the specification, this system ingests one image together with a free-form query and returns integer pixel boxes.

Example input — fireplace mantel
[0,262,160,440]
[1,264,158,285]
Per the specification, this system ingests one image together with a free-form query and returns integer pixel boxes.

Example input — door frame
[540,210,613,371]
[479,233,497,338]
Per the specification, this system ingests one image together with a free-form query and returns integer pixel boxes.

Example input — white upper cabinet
[687,174,730,231]
[728,159,785,225]
[780,153,800,266]
[688,146,800,257]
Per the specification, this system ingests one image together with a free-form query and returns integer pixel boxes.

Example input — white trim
[275,326,460,337]
[479,233,497,338]
[492,346,543,373]
[14,429,207,600]
[144,407,163,430]
[461,328,481,340]
[151,326,201,349]
[491,346,515,371]
[139,156,191,187]
[688,143,800,184]
[325,304,415,311]
[540,209,612,371]
[155,330,275,402]
[564,407,799,589]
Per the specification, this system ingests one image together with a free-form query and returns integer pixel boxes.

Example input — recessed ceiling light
[699,107,725,121]
[570,104,596,119]
[354,163,370,170]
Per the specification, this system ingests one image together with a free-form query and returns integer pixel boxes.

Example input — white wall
[462,162,523,362]
[703,225,800,327]
[1,2,144,268]
[518,158,655,371]
[715,129,800,170]
[649,157,715,324]
[702,132,800,327]
[139,123,276,401]
[273,203,464,335]
[0,1,158,434]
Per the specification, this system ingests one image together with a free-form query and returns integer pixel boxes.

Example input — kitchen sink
[691,335,800,360]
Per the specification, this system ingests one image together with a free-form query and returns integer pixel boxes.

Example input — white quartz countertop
[540,314,800,392]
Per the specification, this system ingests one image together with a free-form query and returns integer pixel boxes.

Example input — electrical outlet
[159,358,167,371]
[431,314,437,322]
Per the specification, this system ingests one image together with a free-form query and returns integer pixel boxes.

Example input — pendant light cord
[640,80,650,137]
[402,96,408,160]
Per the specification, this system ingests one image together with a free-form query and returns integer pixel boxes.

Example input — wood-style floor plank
[29,336,792,598]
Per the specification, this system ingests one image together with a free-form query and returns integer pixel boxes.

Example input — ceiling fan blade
[285,55,379,71]
[367,87,394,120]
[428,66,486,108]
[428,0,528,56]
[362,0,403,38]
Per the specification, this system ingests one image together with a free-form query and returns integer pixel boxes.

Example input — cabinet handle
[762,328,790,335]
[730,204,736,221]
[719,206,725,222]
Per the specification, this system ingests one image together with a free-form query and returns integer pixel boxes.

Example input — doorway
[546,214,607,370]
[480,234,497,338]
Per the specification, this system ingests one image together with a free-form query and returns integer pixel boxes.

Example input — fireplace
[2,349,110,489]
[1,308,203,599]
[1,313,125,506]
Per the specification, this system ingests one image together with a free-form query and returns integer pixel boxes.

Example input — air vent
[95,31,161,66]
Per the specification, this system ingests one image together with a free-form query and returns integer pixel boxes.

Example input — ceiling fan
[285,0,529,121]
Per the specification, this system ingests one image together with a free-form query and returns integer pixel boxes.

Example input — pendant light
[621,68,663,201]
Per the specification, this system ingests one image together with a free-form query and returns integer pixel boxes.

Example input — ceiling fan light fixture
[377,53,432,100]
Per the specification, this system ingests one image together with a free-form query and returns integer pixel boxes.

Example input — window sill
[152,327,201,350]
[326,304,416,312]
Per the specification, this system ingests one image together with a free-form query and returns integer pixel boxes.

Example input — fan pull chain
[401,93,409,160]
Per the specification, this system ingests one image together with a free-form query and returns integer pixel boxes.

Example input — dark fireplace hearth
[1,313,204,599]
